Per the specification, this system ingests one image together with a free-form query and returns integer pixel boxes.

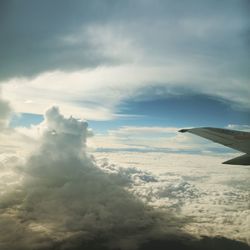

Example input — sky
[0,1,250,250]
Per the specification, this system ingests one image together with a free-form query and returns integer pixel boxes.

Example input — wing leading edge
[179,127,250,165]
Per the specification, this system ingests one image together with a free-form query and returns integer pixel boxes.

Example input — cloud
[1,0,248,80]
[0,0,143,81]
[94,151,250,246]
[227,124,250,132]
[0,106,249,249]
[89,125,235,155]
[1,0,249,116]
[0,93,11,130]
[0,106,189,250]
[2,63,250,120]
[0,91,39,159]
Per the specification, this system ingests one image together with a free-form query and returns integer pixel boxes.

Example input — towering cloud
[0,107,186,250]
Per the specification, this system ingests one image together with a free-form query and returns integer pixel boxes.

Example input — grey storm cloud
[0,0,249,81]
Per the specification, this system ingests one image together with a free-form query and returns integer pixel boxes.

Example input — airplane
[179,127,250,165]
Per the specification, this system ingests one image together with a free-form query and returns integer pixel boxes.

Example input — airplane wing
[179,127,250,165]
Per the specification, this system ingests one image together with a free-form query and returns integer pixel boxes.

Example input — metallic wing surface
[179,127,250,165]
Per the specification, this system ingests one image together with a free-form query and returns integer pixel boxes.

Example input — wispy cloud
[89,125,235,155]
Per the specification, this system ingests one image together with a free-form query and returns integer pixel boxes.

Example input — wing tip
[179,129,189,133]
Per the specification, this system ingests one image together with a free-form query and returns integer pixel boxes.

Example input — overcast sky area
[0,1,250,249]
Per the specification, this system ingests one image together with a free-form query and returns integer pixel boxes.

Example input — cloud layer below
[0,107,249,249]
[95,151,250,246]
